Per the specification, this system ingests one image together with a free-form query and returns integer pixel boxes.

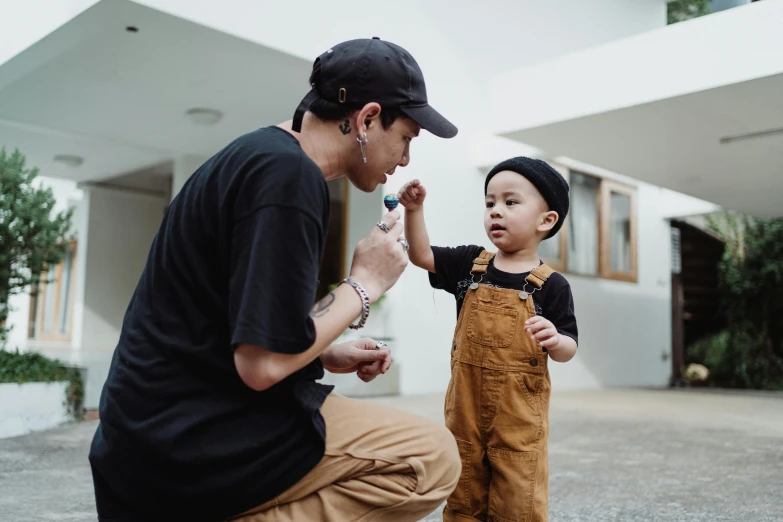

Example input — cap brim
[400,104,458,139]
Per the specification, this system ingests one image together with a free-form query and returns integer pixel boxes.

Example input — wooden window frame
[539,164,569,273]
[540,167,638,283]
[542,213,568,274]
[315,179,350,302]
[600,180,638,283]
[31,240,78,342]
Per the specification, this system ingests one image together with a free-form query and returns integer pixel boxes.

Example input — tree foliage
[687,214,783,390]
[0,148,73,344]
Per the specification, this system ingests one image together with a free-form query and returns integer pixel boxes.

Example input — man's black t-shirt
[88,127,333,521]
[429,245,578,343]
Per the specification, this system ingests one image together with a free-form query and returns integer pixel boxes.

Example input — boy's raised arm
[398,180,435,273]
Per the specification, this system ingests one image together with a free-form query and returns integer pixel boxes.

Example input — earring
[357,134,368,163]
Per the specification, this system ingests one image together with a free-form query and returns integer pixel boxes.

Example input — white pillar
[71,186,91,352]
[171,155,207,202]
[5,288,30,350]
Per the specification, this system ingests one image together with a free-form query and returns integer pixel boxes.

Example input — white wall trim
[0,382,70,439]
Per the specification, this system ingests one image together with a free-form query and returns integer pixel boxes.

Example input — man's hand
[349,210,408,303]
[524,316,577,363]
[320,338,392,382]
[397,179,427,212]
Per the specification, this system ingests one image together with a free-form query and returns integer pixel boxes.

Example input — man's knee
[423,422,461,492]
[440,426,462,490]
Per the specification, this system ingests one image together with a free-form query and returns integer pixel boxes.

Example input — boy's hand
[524,316,562,351]
[397,179,427,212]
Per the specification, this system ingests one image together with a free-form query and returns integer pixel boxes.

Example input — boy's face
[484,171,559,252]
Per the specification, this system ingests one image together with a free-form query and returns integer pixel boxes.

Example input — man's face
[348,115,420,193]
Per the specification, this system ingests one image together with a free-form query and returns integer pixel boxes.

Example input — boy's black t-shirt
[429,245,578,343]
[88,127,333,521]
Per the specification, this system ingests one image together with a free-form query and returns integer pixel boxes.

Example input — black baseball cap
[292,37,458,139]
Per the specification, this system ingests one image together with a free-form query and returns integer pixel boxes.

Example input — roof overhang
[0,0,312,182]
[490,1,783,218]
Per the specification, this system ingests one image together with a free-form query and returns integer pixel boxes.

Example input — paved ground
[1,388,782,521]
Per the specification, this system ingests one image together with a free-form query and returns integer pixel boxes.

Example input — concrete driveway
[1,388,782,521]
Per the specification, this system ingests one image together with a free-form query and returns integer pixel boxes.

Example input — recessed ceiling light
[53,154,84,168]
[185,108,223,126]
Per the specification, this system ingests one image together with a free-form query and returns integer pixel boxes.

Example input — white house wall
[171,155,206,201]
[490,0,783,134]
[566,181,673,389]
[555,160,718,389]
[1,0,711,397]
[80,185,167,351]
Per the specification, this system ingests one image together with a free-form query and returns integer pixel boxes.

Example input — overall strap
[526,263,556,289]
[471,251,496,274]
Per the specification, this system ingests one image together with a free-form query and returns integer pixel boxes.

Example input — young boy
[398,157,578,522]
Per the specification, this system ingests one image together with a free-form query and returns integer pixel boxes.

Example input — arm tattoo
[338,120,351,135]
[310,292,336,318]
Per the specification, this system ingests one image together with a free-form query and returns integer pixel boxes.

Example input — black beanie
[484,157,570,239]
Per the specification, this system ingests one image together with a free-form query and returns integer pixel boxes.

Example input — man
[89,37,461,522]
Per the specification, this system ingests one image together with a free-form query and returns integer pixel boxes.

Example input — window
[537,230,563,272]
[566,172,601,276]
[29,241,78,342]
[602,181,637,281]
[540,169,637,283]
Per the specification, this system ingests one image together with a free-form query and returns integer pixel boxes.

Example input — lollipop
[383,194,399,212]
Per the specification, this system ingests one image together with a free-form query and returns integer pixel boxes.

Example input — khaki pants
[232,393,461,522]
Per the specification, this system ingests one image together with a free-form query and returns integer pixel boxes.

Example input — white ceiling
[0,0,312,182]
[503,73,783,218]
[417,0,665,77]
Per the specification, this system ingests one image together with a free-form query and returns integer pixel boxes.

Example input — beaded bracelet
[342,278,371,330]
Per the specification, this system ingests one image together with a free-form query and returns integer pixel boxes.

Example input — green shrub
[667,0,711,24]
[687,330,729,375]
[0,349,84,419]
[686,214,783,391]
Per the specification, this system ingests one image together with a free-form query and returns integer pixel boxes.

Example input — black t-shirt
[88,127,333,521]
[429,245,578,343]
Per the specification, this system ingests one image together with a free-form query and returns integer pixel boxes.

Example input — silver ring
[376,220,390,233]
[397,237,409,253]
[375,340,387,350]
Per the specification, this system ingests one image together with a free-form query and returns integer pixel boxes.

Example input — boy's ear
[538,210,559,234]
